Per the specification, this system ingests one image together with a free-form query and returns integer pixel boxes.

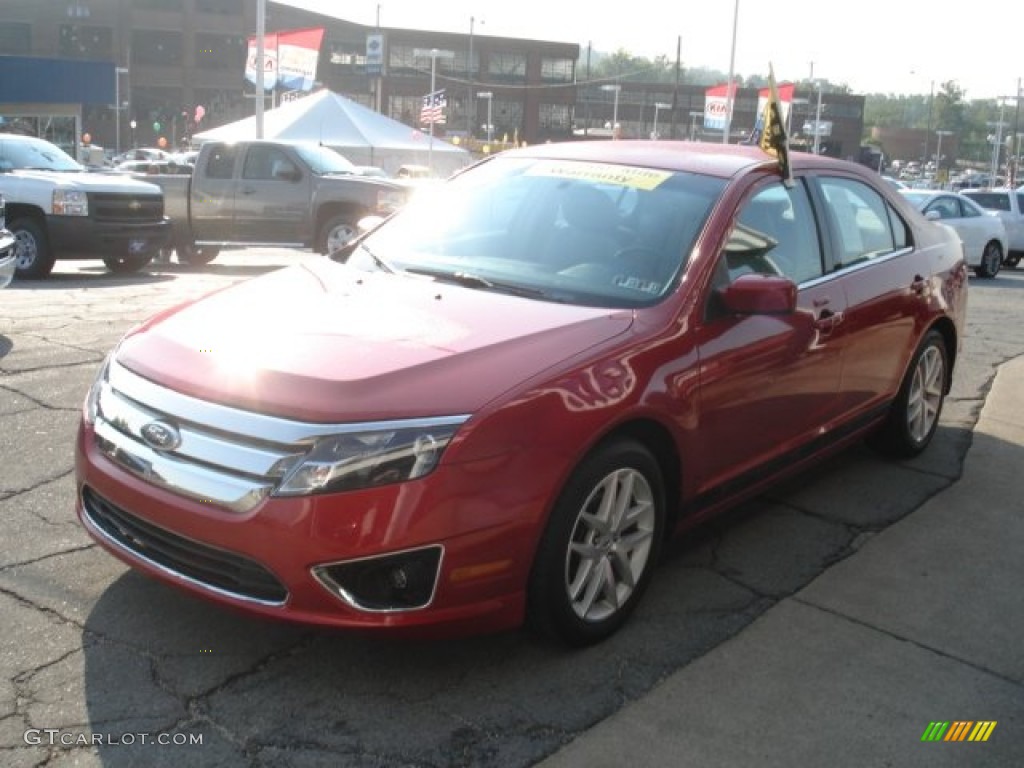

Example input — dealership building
[0,0,865,159]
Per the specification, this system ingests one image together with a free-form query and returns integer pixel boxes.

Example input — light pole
[113,66,129,154]
[414,48,454,173]
[600,84,621,137]
[812,81,824,155]
[989,99,1009,184]
[723,0,739,144]
[129,119,136,150]
[689,110,703,141]
[935,129,953,180]
[477,91,493,143]
[466,16,483,139]
[651,102,670,139]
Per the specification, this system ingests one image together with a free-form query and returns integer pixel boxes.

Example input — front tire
[528,439,665,646]
[10,216,55,279]
[868,329,948,458]
[319,214,360,255]
[974,241,1002,278]
[176,243,220,266]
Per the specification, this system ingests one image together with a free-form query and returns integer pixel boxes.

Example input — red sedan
[76,142,967,646]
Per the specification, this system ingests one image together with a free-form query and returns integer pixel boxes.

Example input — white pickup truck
[960,188,1024,267]
[0,134,169,279]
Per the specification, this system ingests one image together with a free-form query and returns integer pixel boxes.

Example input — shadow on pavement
[75,422,976,767]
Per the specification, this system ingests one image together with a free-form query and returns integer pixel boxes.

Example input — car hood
[12,169,162,194]
[116,260,634,422]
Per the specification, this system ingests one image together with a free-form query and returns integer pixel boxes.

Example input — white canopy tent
[192,90,471,177]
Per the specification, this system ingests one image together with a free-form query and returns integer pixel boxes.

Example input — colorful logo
[921,721,997,742]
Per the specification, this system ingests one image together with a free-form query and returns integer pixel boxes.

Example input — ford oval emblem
[140,421,181,451]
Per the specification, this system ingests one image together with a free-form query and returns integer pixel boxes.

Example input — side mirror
[924,210,941,221]
[718,274,797,315]
[272,162,301,181]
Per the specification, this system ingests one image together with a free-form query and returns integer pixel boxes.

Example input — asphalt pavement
[537,356,1024,767]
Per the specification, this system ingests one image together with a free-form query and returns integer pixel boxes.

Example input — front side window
[242,146,291,180]
[727,180,825,285]
[347,156,726,309]
[204,144,237,179]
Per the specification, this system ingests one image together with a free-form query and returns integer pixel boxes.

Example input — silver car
[0,194,17,288]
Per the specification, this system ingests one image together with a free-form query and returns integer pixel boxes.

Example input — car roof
[498,139,873,180]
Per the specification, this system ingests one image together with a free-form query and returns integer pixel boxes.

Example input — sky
[279,0,1024,100]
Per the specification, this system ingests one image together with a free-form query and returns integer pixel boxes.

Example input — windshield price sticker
[527,161,671,190]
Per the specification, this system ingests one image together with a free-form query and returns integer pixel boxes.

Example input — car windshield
[0,137,83,172]
[292,144,357,175]
[348,156,725,309]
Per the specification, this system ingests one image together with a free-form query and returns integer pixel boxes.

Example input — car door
[813,174,929,418]
[924,194,980,261]
[190,143,239,242]
[232,144,311,245]
[693,177,848,496]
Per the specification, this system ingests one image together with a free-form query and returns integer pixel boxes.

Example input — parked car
[0,194,16,288]
[76,142,968,646]
[901,189,1008,277]
[114,159,194,175]
[960,187,1024,267]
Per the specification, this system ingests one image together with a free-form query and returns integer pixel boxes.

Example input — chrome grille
[81,486,288,604]
[89,192,164,223]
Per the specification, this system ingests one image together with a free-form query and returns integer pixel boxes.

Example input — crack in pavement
[0,469,76,501]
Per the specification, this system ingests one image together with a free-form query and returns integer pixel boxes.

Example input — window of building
[135,0,184,10]
[0,23,31,55]
[59,24,114,60]
[196,33,246,70]
[488,53,526,83]
[132,30,183,67]
[491,99,523,139]
[539,103,570,131]
[390,95,425,127]
[541,58,574,83]
[195,0,244,14]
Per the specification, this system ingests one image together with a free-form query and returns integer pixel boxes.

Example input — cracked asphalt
[1,251,1021,767]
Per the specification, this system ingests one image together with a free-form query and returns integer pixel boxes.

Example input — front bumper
[75,420,537,636]
[0,229,15,288]
[46,215,170,258]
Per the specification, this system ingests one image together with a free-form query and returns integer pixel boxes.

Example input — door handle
[814,308,844,332]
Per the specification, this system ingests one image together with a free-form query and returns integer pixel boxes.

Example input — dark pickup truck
[149,139,409,264]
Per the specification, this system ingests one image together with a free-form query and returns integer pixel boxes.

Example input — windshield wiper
[403,267,560,301]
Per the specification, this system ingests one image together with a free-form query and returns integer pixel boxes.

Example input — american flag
[420,90,447,125]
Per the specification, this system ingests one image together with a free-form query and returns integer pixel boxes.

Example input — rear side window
[964,192,1010,211]
[204,145,237,179]
[819,177,906,267]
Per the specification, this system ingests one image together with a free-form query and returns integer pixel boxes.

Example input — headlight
[84,354,112,425]
[53,189,89,216]
[376,188,408,214]
[275,418,467,496]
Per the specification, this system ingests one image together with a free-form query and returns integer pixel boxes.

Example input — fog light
[312,546,443,612]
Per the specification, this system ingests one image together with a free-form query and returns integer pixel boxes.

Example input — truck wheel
[103,254,153,274]
[319,215,360,255]
[176,243,220,266]
[10,217,55,279]
[1005,252,1021,268]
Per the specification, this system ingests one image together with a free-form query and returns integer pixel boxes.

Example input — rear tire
[974,241,1002,278]
[1004,251,1022,268]
[10,216,55,279]
[528,439,665,646]
[868,329,948,458]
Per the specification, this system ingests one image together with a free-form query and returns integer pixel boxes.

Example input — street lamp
[600,84,621,137]
[651,102,670,139]
[129,119,136,150]
[477,91,493,143]
[414,48,454,174]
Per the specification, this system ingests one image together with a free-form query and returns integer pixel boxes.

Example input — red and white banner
[754,81,794,126]
[704,82,737,132]
[245,27,325,92]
